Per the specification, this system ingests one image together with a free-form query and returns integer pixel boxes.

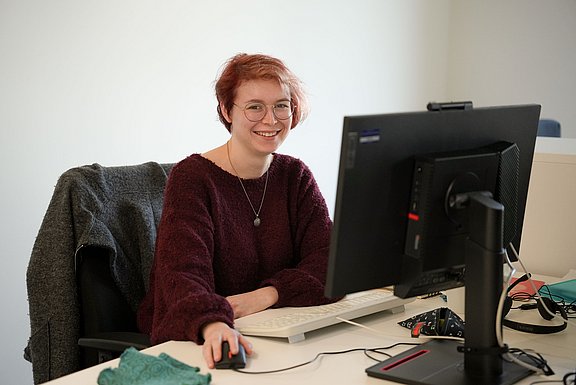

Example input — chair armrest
[78,332,150,353]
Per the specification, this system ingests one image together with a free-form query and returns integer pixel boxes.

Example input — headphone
[502,274,567,334]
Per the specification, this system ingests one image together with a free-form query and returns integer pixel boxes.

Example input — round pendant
[253,217,261,227]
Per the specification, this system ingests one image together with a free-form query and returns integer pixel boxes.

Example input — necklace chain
[226,141,269,227]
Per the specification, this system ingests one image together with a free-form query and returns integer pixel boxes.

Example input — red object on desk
[509,277,545,296]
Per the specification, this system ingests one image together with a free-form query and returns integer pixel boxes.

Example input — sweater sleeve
[261,161,340,307]
[137,160,234,344]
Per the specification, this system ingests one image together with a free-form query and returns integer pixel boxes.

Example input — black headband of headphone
[503,274,567,334]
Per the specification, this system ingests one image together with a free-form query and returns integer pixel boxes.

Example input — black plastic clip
[457,344,509,356]
[427,101,473,111]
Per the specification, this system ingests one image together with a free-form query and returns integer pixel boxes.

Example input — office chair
[537,119,561,137]
[76,246,151,368]
[26,162,173,383]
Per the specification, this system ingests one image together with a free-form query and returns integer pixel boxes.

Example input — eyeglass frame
[233,100,295,122]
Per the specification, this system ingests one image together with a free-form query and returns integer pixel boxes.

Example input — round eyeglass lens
[243,102,294,121]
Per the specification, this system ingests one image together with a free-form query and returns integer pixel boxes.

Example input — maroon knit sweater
[137,153,336,344]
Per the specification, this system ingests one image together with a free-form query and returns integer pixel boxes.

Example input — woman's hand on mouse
[201,322,253,369]
[226,286,279,318]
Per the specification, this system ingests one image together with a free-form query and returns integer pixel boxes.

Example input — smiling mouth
[255,131,280,137]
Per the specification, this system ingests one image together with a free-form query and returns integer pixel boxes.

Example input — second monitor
[325,103,541,385]
[326,104,540,299]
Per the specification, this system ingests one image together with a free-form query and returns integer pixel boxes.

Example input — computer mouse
[215,341,247,369]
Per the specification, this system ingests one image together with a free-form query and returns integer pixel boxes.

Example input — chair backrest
[537,119,561,137]
[72,162,174,368]
[26,161,173,383]
[77,246,138,335]
[76,246,150,368]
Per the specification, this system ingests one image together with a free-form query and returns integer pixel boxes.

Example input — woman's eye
[247,104,264,111]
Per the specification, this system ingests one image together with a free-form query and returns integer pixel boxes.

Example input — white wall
[447,0,576,138]
[0,1,451,383]
[1,1,574,383]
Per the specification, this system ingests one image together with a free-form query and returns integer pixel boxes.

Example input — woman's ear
[220,102,232,124]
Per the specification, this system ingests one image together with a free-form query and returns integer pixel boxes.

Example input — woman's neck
[226,140,272,179]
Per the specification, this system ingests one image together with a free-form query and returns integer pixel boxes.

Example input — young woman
[137,53,336,368]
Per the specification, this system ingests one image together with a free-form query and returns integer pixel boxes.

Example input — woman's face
[223,79,292,157]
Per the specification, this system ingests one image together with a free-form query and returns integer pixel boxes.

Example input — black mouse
[215,341,247,369]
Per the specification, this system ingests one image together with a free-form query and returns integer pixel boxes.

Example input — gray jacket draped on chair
[25,162,172,384]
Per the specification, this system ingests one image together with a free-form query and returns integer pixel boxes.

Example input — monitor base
[366,339,533,385]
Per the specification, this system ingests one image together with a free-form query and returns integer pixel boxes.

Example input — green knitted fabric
[98,348,211,385]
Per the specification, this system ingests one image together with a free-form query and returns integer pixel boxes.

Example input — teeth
[256,131,278,137]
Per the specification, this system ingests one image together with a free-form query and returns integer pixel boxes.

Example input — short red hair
[215,53,309,132]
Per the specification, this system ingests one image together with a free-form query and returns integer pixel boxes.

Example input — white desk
[43,291,575,385]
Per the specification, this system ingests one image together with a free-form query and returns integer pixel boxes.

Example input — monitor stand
[366,339,532,385]
[366,193,534,385]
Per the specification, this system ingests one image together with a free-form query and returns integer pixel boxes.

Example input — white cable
[499,246,551,374]
[341,245,561,376]
[335,317,389,336]
[335,317,464,342]
[336,317,464,342]
[496,250,515,348]
[417,335,465,342]
[499,250,544,373]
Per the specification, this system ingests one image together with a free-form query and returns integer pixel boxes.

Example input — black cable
[511,290,537,302]
[507,347,554,376]
[513,287,576,318]
[524,369,575,385]
[539,285,567,304]
[563,370,575,385]
[233,347,367,375]
[363,348,393,362]
[233,342,421,375]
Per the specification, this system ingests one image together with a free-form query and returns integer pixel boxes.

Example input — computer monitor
[325,103,541,385]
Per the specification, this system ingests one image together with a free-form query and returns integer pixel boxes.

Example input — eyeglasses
[234,101,295,122]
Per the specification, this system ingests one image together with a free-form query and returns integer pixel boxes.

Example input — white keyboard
[234,289,414,343]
